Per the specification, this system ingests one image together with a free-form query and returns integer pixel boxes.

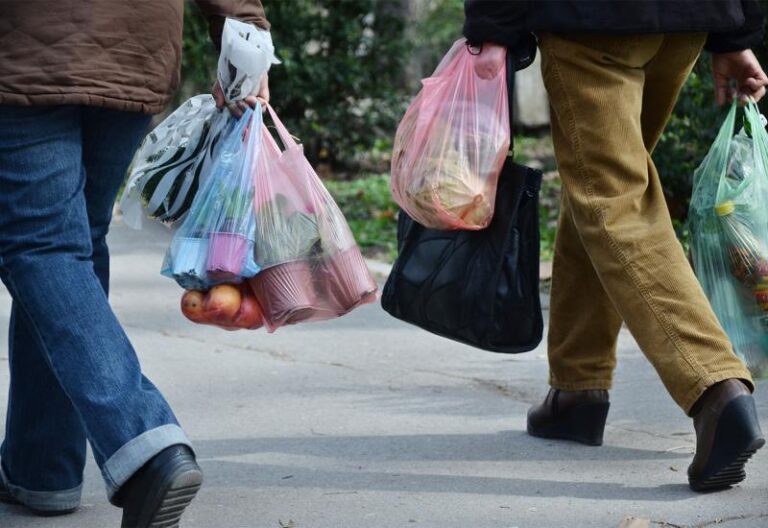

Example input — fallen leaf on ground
[619,517,650,528]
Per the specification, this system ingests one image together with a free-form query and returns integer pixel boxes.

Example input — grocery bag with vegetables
[245,104,378,331]
[122,18,375,332]
[391,38,510,230]
[178,105,377,332]
[689,100,768,370]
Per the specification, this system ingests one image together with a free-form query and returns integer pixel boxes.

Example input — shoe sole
[689,395,765,492]
[528,401,610,446]
[122,465,203,528]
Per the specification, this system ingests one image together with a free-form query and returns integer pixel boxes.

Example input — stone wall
[513,53,550,129]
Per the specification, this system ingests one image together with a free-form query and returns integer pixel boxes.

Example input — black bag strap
[506,49,516,155]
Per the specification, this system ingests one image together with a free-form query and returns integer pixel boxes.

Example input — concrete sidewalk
[0,220,766,528]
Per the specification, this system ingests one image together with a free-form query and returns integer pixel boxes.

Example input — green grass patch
[327,168,561,264]
[538,174,561,262]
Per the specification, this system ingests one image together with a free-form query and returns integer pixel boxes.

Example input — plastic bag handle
[745,98,768,178]
[712,100,768,204]
[717,100,740,152]
[744,98,766,138]
[263,103,298,151]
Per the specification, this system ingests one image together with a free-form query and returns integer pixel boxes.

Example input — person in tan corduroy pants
[464,0,768,491]
[539,33,752,414]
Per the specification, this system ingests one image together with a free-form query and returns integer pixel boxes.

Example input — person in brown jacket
[0,2,270,526]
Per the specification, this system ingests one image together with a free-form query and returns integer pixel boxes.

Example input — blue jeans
[0,105,191,512]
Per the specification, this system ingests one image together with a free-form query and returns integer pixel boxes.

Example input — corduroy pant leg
[539,32,753,413]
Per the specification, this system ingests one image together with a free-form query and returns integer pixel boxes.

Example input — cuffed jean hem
[548,378,613,391]
[681,368,755,416]
[0,464,82,512]
[102,424,192,502]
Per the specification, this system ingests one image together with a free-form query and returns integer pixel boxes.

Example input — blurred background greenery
[178,0,768,262]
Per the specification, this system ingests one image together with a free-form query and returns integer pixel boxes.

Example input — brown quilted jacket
[0,0,269,114]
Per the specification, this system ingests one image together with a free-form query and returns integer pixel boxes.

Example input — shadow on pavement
[187,431,705,502]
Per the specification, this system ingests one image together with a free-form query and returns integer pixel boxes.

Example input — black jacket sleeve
[705,0,765,52]
[463,0,528,48]
[463,0,537,70]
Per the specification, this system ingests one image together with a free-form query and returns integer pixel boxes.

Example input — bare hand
[711,50,768,106]
[471,43,506,80]
[212,74,270,117]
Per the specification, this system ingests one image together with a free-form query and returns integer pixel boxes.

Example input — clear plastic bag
[246,104,378,331]
[689,101,768,370]
[162,107,260,290]
[391,39,510,230]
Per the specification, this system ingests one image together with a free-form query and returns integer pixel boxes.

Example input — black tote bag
[381,50,544,353]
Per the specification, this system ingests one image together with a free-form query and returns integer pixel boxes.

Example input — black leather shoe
[688,379,765,492]
[114,445,203,528]
[527,388,610,446]
[0,478,77,517]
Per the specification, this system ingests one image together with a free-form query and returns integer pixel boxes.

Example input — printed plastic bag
[121,18,278,228]
[391,38,510,230]
[246,104,378,331]
[217,18,280,102]
[162,107,260,290]
[120,95,228,227]
[689,100,768,370]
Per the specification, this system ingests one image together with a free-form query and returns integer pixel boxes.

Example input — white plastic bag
[217,18,280,102]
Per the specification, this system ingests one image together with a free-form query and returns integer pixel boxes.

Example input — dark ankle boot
[688,379,765,492]
[113,444,203,528]
[527,388,610,446]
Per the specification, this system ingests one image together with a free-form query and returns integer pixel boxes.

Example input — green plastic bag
[689,101,768,371]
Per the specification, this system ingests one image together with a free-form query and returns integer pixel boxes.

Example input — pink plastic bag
[391,39,511,230]
[247,104,378,331]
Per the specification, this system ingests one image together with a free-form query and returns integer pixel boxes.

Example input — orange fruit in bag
[236,288,264,330]
[204,284,242,323]
[181,290,206,323]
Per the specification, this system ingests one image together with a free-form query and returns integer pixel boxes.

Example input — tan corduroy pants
[538,32,753,414]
